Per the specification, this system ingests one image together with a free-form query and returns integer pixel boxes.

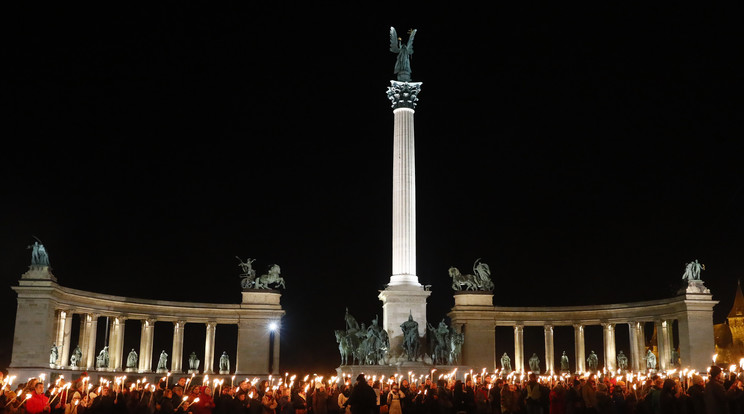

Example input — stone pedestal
[448,292,496,371]
[378,285,431,359]
[234,290,284,375]
[676,282,717,371]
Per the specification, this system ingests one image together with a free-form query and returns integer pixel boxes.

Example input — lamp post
[268,322,278,374]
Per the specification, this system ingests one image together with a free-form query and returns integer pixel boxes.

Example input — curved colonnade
[9,266,284,381]
[449,281,717,373]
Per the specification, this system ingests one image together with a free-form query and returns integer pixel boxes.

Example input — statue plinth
[188,369,199,374]
[125,368,137,373]
[241,290,282,306]
[21,265,57,282]
[453,291,494,307]
[219,370,229,375]
[678,280,710,295]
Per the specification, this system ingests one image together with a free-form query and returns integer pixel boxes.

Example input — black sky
[2,4,742,374]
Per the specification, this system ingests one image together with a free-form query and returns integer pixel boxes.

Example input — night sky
[2,4,742,375]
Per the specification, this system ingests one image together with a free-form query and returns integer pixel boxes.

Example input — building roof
[728,280,744,318]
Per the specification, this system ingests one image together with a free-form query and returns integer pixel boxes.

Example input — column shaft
[85,315,98,370]
[573,324,585,373]
[60,310,73,367]
[602,323,616,372]
[514,325,524,372]
[204,322,217,374]
[172,321,186,373]
[544,325,554,374]
[656,320,671,371]
[390,107,418,285]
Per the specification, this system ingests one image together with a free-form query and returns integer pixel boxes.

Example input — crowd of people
[1,366,743,414]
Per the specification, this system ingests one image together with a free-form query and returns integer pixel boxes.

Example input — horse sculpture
[255,264,285,289]
[335,330,354,365]
[448,267,478,291]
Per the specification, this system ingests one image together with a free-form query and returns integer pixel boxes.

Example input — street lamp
[268,322,278,374]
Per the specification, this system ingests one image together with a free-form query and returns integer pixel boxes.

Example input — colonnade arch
[10,266,284,380]
[449,281,717,373]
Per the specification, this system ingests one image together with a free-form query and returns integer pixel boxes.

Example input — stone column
[79,313,98,369]
[656,320,671,371]
[139,318,155,372]
[171,321,186,373]
[204,322,217,374]
[544,325,554,374]
[108,316,125,371]
[602,323,616,372]
[573,324,586,373]
[380,80,430,357]
[60,310,74,367]
[54,310,71,366]
[514,325,524,372]
[628,321,645,372]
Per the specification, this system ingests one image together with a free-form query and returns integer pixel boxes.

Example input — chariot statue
[254,264,285,289]
[237,256,257,289]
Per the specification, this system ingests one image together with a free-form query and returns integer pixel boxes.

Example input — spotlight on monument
[268,322,278,332]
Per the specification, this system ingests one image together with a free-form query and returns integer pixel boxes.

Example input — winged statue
[390,27,417,82]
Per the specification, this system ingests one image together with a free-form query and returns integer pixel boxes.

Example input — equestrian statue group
[237,256,285,290]
[335,311,390,366]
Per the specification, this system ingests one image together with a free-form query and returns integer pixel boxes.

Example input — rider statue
[401,313,420,361]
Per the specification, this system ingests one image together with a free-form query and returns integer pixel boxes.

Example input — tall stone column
[139,318,155,372]
[171,321,186,373]
[514,325,524,372]
[628,321,645,372]
[54,310,70,366]
[60,310,73,367]
[676,283,717,371]
[379,80,430,356]
[602,323,616,372]
[573,324,585,373]
[656,320,671,371]
[544,325,554,374]
[108,316,125,371]
[79,313,98,369]
[204,322,217,374]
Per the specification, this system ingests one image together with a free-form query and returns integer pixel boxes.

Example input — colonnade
[507,319,674,373]
[47,311,248,374]
[10,266,284,379]
[449,281,717,372]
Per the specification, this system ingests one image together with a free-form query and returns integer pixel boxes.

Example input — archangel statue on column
[390,27,416,82]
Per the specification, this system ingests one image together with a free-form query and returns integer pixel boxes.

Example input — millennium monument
[338,27,718,376]
[378,26,432,360]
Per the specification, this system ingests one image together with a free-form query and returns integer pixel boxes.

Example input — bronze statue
[390,27,416,82]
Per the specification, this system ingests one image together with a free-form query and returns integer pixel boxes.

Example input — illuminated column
[573,324,585,373]
[204,322,217,374]
[514,325,524,372]
[54,310,70,366]
[628,321,645,372]
[79,313,98,369]
[379,80,430,356]
[108,316,125,371]
[138,318,155,372]
[602,323,616,371]
[60,310,73,367]
[544,325,554,374]
[656,320,671,371]
[171,320,186,373]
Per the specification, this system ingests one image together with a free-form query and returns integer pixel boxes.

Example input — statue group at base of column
[335,309,463,367]
[335,309,390,366]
